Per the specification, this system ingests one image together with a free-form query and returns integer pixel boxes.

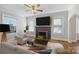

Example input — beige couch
[0,41,66,54]
[0,43,37,54]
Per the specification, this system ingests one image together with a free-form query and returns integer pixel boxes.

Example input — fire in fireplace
[37,31,47,40]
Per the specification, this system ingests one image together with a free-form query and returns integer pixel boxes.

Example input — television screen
[36,16,50,26]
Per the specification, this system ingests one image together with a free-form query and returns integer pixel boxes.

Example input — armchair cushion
[46,42,64,54]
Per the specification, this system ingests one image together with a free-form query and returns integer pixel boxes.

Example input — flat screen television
[36,16,50,26]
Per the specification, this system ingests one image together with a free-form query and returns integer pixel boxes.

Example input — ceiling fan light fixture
[24,4,43,14]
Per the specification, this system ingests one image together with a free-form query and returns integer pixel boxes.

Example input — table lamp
[0,24,10,42]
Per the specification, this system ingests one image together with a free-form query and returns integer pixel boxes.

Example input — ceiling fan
[24,4,43,14]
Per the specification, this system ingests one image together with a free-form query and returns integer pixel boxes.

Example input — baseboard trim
[51,37,69,42]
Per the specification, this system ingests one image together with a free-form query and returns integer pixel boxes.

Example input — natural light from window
[3,16,16,26]
[53,18,64,34]
[54,19,62,25]
[54,27,62,33]
[28,20,34,31]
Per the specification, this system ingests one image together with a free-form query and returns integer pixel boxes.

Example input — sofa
[0,41,65,54]
[0,42,37,54]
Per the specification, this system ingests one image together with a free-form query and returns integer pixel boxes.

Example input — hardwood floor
[49,39,79,53]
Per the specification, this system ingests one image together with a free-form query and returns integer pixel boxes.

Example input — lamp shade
[0,24,10,32]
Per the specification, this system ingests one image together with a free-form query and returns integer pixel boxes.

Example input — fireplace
[36,27,51,40]
[38,31,47,39]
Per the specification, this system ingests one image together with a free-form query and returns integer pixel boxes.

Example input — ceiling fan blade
[24,4,31,8]
[36,9,43,12]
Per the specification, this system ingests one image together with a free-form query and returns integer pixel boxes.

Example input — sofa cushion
[16,46,37,54]
[0,43,37,54]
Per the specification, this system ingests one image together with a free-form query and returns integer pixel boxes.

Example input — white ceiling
[0,4,74,17]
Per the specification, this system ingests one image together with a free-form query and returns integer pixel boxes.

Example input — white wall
[27,11,68,41]
[69,15,76,42]
[74,5,79,41]
[76,15,79,40]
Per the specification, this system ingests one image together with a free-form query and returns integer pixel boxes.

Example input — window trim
[53,18,64,34]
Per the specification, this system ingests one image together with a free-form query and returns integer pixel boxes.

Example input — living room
[0,4,79,54]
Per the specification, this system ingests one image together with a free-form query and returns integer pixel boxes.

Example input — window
[3,16,16,32]
[54,27,62,33]
[28,20,34,31]
[54,19,62,25]
[53,18,64,33]
[3,17,16,26]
